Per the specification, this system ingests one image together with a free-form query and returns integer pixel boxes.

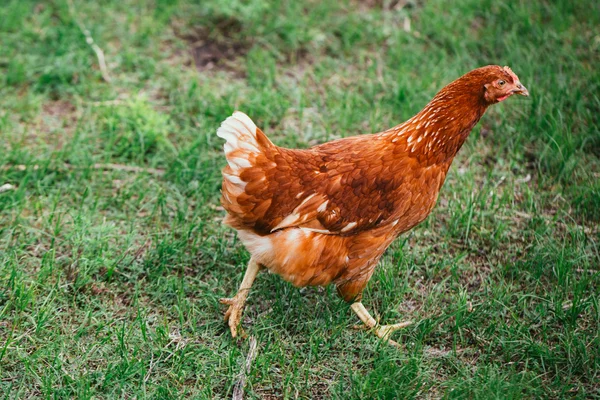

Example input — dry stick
[0,165,37,172]
[232,336,258,400]
[67,0,111,83]
[575,268,599,274]
[1,163,164,176]
[93,163,165,176]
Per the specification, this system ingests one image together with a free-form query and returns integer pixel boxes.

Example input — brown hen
[218,65,528,344]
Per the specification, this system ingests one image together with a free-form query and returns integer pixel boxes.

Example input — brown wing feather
[222,123,420,236]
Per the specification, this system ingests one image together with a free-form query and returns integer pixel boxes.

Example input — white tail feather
[217,111,261,174]
[217,112,259,154]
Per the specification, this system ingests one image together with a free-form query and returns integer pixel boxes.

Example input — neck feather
[387,86,489,165]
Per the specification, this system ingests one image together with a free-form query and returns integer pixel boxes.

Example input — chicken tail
[217,111,272,168]
[217,111,275,228]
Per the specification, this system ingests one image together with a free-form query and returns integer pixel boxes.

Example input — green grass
[1,0,599,398]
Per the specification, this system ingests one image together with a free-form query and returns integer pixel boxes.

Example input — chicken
[217,65,529,344]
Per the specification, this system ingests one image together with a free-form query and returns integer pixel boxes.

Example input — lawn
[0,0,599,398]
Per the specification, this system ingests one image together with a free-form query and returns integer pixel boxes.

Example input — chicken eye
[498,80,506,86]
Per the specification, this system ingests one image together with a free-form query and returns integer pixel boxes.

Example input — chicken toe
[351,302,412,346]
[220,295,246,338]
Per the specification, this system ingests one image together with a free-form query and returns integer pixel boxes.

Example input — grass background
[0,0,599,398]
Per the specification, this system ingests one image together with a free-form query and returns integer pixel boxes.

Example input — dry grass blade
[1,163,164,176]
[0,184,16,193]
[93,163,165,176]
[232,336,258,400]
[67,0,111,83]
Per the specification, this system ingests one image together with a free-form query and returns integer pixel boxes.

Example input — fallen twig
[575,268,599,274]
[423,346,474,358]
[0,184,15,193]
[513,211,533,219]
[67,0,111,83]
[0,165,38,172]
[515,174,532,184]
[93,163,165,176]
[1,163,164,176]
[232,336,258,400]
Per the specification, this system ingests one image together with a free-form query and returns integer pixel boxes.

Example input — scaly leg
[220,258,262,338]
[351,302,413,347]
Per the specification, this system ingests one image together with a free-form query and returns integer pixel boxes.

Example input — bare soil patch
[174,18,248,74]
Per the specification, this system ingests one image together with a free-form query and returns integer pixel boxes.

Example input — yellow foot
[351,302,413,347]
[220,295,247,338]
[220,258,261,339]
[374,321,413,346]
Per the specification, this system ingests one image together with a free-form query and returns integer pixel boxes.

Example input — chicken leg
[220,258,262,338]
[351,302,412,346]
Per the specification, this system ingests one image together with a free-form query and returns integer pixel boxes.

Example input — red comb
[502,66,519,82]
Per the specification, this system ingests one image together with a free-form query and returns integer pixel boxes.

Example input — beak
[513,82,529,97]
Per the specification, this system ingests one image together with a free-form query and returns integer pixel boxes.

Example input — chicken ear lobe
[483,83,495,103]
